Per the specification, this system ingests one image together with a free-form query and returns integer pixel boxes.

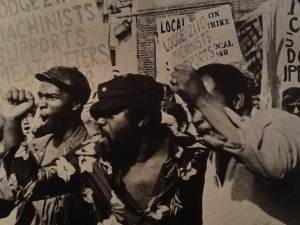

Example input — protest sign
[261,0,300,114]
[276,1,300,115]
[235,3,264,82]
[156,15,189,39]
[155,15,189,83]
[156,4,243,83]
[235,2,265,110]
[0,0,112,100]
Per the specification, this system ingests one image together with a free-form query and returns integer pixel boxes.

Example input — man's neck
[136,136,168,163]
[137,125,170,162]
[52,117,83,147]
[121,134,170,210]
[109,125,170,174]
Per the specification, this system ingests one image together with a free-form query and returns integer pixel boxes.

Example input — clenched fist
[170,65,207,104]
[2,88,35,120]
[170,65,195,93]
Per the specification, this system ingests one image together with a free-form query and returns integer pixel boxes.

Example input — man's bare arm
[2,88,35,156]
[170,65,240,145]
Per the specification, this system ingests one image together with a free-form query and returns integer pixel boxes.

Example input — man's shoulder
[247,109,300,149]
[61,123,91,151]
[29,134,53,149]
[256,108,297,117]
[29,123,90,151]
[252,108,300,127]
[69,123,90,141]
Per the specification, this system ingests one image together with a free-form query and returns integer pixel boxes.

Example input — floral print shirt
[3,124,92,225]
[8,133,207,225]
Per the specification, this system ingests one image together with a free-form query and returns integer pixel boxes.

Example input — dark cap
[35,66,91,104]
[90,74,164,120]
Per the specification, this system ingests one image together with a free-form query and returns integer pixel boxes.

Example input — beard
[100,129,142,172]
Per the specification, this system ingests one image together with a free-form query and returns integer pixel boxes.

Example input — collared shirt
[202,108,300,225]
[11,131,207,225]
[3,123,92,225]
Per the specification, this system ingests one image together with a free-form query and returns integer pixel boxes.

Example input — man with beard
[1,66,92,225]
[170,64,300,225]
[3,74,207,225]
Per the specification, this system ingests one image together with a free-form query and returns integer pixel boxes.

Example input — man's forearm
[193,94,241,146]
[2,119,24,156]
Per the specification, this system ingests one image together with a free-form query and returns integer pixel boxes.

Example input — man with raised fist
[1,66,92,225]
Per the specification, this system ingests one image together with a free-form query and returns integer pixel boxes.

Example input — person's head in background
[162,84,176,102]
[161,101,188,136]
[282,87,300,118]
[81,100,101,137]
[21,107,37,140]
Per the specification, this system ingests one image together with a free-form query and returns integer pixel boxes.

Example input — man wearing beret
[1,66,92,225]
[3,74,207,225]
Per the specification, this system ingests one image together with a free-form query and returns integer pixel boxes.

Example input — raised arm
[170,65,240,146]
[234,109,300,179]
[170,65,300,180]
[2,88,35,156]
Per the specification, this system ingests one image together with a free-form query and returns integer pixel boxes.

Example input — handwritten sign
[277,10,300,88]
[156,15,189,38]
[235,2,265,100]
[276,3,300,114]
[156,4,243,83]
[261,0,300,115]
[155,15,189,83]
[0,0,111,99]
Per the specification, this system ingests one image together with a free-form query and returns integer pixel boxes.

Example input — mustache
[98,127,109,139]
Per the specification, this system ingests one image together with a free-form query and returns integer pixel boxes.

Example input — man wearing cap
[1,66,92,225]
[3,74,207,225]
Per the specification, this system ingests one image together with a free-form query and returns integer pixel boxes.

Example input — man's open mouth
[40,116,48,125]
[32,114,49,132]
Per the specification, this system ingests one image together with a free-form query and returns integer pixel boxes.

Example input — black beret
[35,66,91,104]
[90,74,164,120]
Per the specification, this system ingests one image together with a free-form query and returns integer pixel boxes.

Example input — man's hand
[170,65,195,93]
[2,88,35,121]
[170,65,207,104]
[199,133,228,149]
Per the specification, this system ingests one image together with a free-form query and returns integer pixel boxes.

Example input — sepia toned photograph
[0,0,299,224]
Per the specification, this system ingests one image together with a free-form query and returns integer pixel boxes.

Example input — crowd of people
[0,63,299,225]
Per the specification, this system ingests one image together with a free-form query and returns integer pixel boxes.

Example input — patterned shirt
[9,131,207,225]
[3,123,92,225]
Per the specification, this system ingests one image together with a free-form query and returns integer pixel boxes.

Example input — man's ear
[233,92,245,111]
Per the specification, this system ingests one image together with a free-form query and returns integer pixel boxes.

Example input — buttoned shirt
[202,108,300,225]
[2,123,92,225]
[10,130,207,225]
